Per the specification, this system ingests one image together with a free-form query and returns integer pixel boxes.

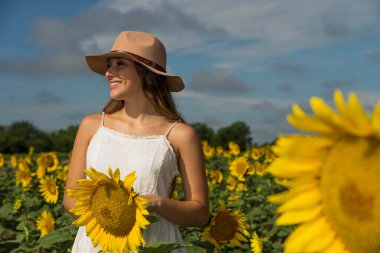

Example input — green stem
[22,192,30,242]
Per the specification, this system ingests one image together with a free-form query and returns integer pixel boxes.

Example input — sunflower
[226,176,237,191]
[203,200,249,250]
[0,153,4,167]
[202,141,215,159]
[39,175,59,204]
[36,165,46,179]
[268,90,380,253]
[228,141,240,156]
[37,152,59,172]
[68,167,150,253]
[250,148,262,161]
[209,169,223,184]
[236,183,247,192]
[229,156,249,181]
[15,162,33,190]
[13,199,22,212]
[56,164,69,181]
[250,232,263,253]
[216,146,224,156]
[36,210,55,237]
[10,155,18,168]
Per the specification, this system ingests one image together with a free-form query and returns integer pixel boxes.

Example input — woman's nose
[105,67,114,80]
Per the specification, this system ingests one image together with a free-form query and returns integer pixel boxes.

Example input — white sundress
[71,112,187,253]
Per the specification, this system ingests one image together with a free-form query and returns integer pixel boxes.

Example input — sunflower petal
[284,217,335,252]
[276,205,322,225]
[277,188,321,213]
[123,171,136,191]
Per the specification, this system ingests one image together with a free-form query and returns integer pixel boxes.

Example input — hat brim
[85,51,184,92]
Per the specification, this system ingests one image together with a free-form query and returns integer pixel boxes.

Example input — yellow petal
[334,89,348,115]
[321,237,351,253]
[287,113,336,134]
[123,171,136,190]
[274,135,333,159]
[284,217,335,252]
[268,158,320,178]
[277,188,321,213]
[276,205,322,225]
[372,101,380,139]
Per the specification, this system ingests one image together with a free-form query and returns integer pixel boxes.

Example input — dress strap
[101,112,105,127]
[164,120,180,137]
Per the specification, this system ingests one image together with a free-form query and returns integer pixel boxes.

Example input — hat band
[110,50,166,73]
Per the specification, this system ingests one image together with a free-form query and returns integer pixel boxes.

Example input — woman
[63,31,209,252]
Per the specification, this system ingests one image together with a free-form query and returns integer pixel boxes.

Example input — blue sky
[1,0,380,143]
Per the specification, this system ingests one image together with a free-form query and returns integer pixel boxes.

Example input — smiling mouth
[110,81,121,88]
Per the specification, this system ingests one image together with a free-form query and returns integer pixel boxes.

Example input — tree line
[0,120,254,154]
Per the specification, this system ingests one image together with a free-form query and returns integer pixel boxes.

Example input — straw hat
[85,31,184,92]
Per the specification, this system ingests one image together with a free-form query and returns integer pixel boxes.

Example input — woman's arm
[143,124,210,228]
[63,114,100,212]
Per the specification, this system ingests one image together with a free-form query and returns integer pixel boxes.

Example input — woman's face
[105,58,143,100]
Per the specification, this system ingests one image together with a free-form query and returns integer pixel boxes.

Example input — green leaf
[0,203,13,220]
[38,225,76,246]
[146,215,160,224]
[140,242,184,253]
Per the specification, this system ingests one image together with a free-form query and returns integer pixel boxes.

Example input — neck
[120,98,161,123]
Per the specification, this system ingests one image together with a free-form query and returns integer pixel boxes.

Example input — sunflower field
[0,139,292,253]
[1,90,379,253]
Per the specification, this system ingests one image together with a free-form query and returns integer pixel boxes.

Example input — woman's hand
[140,194,163,213]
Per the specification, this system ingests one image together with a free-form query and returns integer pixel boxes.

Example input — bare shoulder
[169,122,201,152]
[171,122,199,141]
[77,113,103,140]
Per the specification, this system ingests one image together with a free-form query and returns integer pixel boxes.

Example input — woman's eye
[117,61,126,66]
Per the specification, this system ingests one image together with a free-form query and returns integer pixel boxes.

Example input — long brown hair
[102,61,185,123]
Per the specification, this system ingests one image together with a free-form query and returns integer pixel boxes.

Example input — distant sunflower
[203,200,249,250]
[56,164,69,181]
[202,141,215,159]
[268,90,380,253]
[0,153,4,167]
[68,167,150,253]
[250,232,263,253]
[228,141,240,156]
[39,175,59,204]
[37,152,59,172]
[15,162,33,190]
[226,176,237,191]
[10,155,18,168]
[209,170,223,184]
[36,210,55,237]
[13,199,22,212]
[229,156,249,181]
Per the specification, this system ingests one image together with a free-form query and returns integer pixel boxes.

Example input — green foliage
[0,141,290,252]
[216,121,252,151]
[0,122,78,153]
[48,125,79,152]
[190,123,217,146]
[1,121,52,153]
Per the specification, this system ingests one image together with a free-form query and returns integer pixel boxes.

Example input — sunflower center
[91,183,137,237]
[209,212,238,242]
[321,136,380,253]
[44,156,54,167]
[48,183,57,194]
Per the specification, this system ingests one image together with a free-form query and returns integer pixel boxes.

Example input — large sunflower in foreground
[36,210,55,237]
[268,90,380,253]
[203,200,249,251]
[68,167,150,253]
